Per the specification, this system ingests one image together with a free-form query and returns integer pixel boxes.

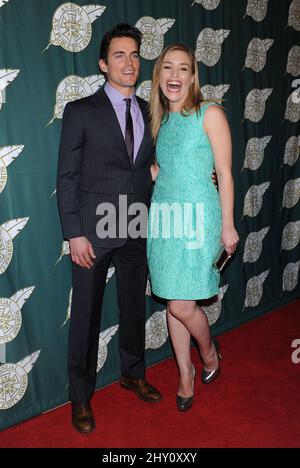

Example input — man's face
[99,37,140,96]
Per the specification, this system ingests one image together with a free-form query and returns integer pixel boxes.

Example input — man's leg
[113,237,162,402]
[68,246,114,404]
[113,237,147,378]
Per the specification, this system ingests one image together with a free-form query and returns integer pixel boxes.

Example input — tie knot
[125,98,131,110]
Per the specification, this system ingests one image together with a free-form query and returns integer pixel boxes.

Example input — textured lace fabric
[147,103,222,300]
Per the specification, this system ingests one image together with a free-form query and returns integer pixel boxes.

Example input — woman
[147,44,239,411]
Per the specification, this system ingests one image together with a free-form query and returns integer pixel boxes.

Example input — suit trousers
[68,237,148,403]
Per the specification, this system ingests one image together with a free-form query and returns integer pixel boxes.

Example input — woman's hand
[221,226,239,256]
[150,162,159,182]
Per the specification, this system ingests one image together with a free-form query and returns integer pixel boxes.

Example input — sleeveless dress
[147,103,222,300]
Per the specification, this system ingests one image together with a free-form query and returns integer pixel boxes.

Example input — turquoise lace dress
[147,103,222,300]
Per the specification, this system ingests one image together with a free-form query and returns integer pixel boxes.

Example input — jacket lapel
[91,88,132,166]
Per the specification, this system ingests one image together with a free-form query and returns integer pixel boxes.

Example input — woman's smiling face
[159,49,195,111]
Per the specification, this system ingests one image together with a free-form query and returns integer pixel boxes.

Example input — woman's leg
[167,302,194,397]
[168,300,219,382]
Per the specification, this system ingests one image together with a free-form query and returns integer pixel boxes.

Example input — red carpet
[1,300,300,448]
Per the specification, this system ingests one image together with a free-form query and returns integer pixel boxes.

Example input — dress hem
[151,288,219,301]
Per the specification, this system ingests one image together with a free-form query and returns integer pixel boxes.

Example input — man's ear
[99,59,107,74]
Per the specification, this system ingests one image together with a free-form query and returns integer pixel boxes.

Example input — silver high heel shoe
[176,364,196,412]
[201,340,223,384]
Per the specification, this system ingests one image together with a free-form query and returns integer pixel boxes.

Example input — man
[57,23,161,434]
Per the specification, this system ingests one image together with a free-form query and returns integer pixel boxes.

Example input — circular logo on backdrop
[281,221,300,251]
[196,28,230,66]
[48,75,105,125]
[96,326,119,372]
[44,3,106,53]
[0,227,13,275]
[203,285,228,326]
[201,85,217,100]
[0,351,40,410]
[244,38,274,72]
[0,297,22,344]
[283,261,300,292]
[244,89,272,123]
[136,80,152,102]
[145,310,168,350]
[135,17,175,60]
[282,178,300,209]
[286,46,300,77]
[243,228,269,263]
[288,0,300,31]
[97,336,108,371]
[244,0,269,22]
[244,271,269,308]
[0,145,24,194]
[0,219,29,275]
[0,363,28,409]
[52,3,92,52]
[56,75,93,117]
[201,84,230,101]
[243,183,270,218]
[243,136,272,171]
[0,287,35,344]
[136,17,164,60]
[284,93,300,123]
[284,137,300,167]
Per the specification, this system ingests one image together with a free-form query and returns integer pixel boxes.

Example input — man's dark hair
[99,23,142,63]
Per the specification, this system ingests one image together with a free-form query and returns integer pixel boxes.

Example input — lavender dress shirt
[104,82,145,162]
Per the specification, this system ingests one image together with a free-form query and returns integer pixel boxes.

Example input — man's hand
[69,236,96,269]
[212,169,218,188]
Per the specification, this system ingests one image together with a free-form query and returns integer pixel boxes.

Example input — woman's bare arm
[204,106,239,254]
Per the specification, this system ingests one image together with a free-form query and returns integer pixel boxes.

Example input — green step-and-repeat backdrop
[0,0,299,430]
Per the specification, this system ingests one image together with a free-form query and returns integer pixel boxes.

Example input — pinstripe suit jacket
[57,88,155,248]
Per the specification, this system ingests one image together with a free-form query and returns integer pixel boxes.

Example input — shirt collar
[104,82,138,109]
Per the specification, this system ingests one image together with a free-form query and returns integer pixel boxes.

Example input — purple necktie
[124,98,134,164]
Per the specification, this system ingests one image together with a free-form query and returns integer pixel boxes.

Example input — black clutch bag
[213,247,232,272]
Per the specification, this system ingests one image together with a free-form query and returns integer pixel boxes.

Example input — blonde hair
[150,44,203,142]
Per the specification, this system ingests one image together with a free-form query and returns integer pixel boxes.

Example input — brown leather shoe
[71,402,96,434]
[120,376,162,403]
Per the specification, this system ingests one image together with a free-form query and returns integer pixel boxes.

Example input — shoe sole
[120,382,162,403]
